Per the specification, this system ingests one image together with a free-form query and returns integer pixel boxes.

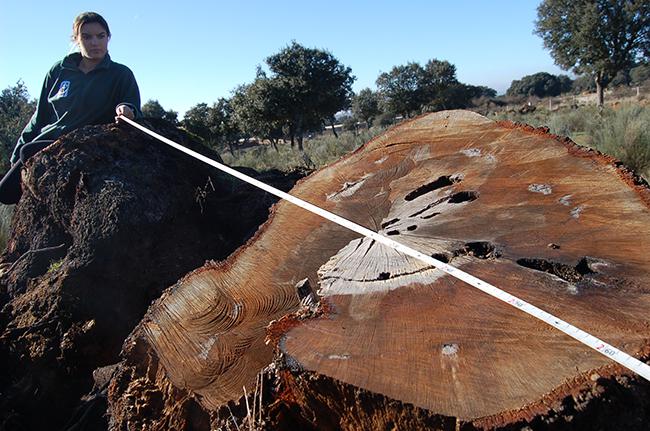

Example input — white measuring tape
[119,115,650,382]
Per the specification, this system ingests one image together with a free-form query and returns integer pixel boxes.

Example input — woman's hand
[115,104,135,123]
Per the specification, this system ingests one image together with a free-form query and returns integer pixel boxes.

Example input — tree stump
[108,111,650,430]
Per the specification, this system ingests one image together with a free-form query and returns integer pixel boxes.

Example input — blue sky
[0,0,566,116]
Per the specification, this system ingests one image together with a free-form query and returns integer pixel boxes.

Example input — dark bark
[330,117,338,139]
[595,72,605,107]
[0,119,306,430]
[289,124,295,148]
[295,116,304,152]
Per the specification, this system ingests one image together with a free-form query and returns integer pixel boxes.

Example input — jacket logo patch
[56,81,70,98]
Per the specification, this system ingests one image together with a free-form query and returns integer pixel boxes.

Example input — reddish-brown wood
[108,111,650,430]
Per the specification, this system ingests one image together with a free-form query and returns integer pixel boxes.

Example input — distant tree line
[374,59,496,119]
[164,41,357,153]
[506,72,573,98]
[131,43,497,154]
[505,62,650,99]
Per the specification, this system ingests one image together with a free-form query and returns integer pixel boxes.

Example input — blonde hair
[71,12,111,41]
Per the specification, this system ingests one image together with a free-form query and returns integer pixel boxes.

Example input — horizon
[0,0,568,117]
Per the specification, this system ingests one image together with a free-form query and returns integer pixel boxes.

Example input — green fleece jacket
[12,52,141,163]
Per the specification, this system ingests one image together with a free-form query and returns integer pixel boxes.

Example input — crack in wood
[404,175,462,202]
[408,191,479,218]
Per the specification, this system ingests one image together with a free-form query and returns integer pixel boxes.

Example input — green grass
[47,258,64,273]
[493,105,599,141]
[585,104,650,177]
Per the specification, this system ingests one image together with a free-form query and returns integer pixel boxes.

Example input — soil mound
[0,119,304,430]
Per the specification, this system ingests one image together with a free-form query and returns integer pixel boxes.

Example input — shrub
[585,105,650,175]
[506,72,573,98]
[546,106,599,138]
[376,111,398,127]
[221,126,387,172]
[493,103,650,178]
[630,63,650,86]
[48,258,64,273]
[572,75,596,94]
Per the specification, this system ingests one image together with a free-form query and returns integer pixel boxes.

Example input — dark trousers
[0,140,54,204]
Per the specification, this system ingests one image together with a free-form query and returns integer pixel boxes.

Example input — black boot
[0,162,23,205]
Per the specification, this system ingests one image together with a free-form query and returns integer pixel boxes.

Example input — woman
[0,11,141,204]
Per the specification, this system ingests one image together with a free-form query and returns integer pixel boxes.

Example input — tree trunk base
[106,110,650,430]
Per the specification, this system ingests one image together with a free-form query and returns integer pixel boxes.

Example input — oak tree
[535,0,649,106]
[265,42,355,150]
[506,72,573,98]
[351,88,381,127]
[0,81,35,169]
[142,99,178,124]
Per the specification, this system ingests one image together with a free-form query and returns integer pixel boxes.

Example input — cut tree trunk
[108,110,650,430]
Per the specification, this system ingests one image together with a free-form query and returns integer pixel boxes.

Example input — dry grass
[494,103,650,180]
[221,127,386,171]
[219,370,267,431]
[585,104,650,177]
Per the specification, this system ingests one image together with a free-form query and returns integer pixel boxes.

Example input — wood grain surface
[134,110,650,422]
